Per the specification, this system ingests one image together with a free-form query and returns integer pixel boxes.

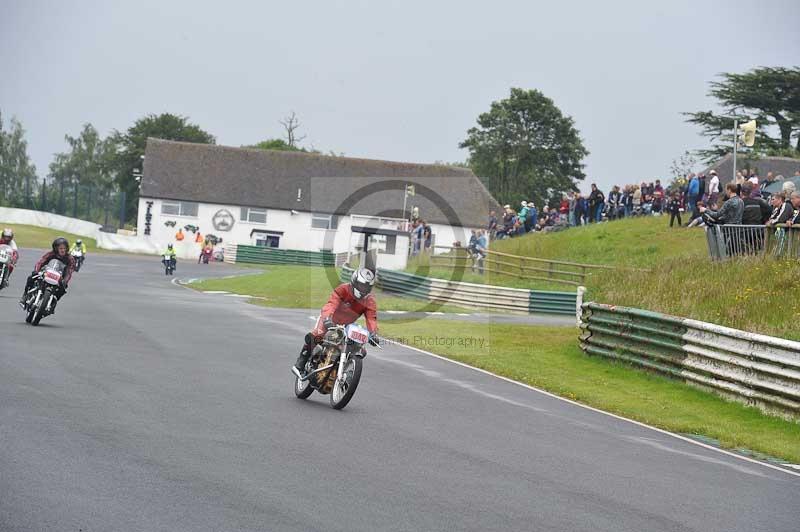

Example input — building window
[240,207,267,224]
[311,213,338,230]
[372,234,397,255]
[255,233,280,248]
[384,235,396,254]
[161,201,198,217]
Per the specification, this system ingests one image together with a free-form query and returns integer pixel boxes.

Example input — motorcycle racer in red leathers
[293,267,378,378]
[20,237,75,311]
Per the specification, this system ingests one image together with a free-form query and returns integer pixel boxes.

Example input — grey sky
[2,0,798,194]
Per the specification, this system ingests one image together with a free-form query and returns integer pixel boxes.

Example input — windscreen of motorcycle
[43,259,65,285]
[0,245,11,264]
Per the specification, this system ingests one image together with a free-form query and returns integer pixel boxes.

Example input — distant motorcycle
[0,244,14,290]
[23,259,65,326]
[294,323,377,410]
[162,255,176,275]
[200,247,213,264]
[71,249,85,272]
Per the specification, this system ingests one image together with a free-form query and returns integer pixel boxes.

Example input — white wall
[138,198,354,259]
[0,206,101,239]
[1,203,480,262]
[427,222,473,252]
[138,197,433,265]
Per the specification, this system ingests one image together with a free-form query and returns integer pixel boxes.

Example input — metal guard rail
[579,302,800,418]
[705,224,800,260]
[342,265,579,315]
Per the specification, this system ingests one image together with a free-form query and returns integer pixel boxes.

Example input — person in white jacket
[0,228,19,287]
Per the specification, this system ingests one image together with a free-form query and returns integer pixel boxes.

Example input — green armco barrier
[579,302,800,419]
[236,245,336,266]
[341,265,577,315]
[529,290,578,315]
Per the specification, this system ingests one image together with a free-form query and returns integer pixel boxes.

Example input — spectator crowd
[486,168,800,240]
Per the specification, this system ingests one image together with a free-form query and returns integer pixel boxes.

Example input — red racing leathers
[34,251,76,286]
[310,283,378,339]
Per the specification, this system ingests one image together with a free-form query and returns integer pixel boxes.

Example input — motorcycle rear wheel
[330,356,362,410]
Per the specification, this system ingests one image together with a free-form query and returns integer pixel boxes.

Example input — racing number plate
[346,324,369,344]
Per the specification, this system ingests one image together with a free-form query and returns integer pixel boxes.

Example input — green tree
[0,111,38,207]
[48,123,117,215]
[246,138,304,151]
[685,67,800,161]
[460,88,588,207]
[111,113,215,222]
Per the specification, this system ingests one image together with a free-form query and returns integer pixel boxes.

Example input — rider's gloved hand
[368,332,380,346]
[323,317,335,330]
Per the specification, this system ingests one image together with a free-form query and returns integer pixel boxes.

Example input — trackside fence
[426,245,621,287]
[341,265,581,315]
[579,302,800,419]
[706,224,800,260]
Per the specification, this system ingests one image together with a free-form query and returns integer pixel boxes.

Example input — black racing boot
[292,345,312,379]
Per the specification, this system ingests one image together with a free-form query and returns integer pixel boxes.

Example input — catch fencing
[705,224,800,260]
[341,265,580,315]
[425,245,616,287]
[579,302,800,418]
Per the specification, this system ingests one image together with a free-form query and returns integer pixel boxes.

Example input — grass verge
[0,223,99,251]
[407,217,800,340]
[378,319,800,463]
[191,265,477,313]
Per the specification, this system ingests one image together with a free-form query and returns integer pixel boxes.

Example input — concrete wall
[0,207,101,239]
[2,203,481,263]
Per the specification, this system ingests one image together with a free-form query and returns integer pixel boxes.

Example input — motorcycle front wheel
[31,289,49,326]
[330,356,362,410]
[294,373,314,399]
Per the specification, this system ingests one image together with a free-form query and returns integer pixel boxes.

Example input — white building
[136,139,499,269]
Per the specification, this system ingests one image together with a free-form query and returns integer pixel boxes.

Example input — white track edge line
[169,278,799,478]
[397,342,800,479]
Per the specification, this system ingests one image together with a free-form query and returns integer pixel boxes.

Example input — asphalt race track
[1,251,798,531]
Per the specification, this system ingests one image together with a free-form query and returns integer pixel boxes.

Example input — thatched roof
[141,139,499,227]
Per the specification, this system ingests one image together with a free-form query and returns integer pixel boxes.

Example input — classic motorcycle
[163,255,176,275]
[200,247,213,264]
[71,248,85,272]
[294,323,378,410]
[23,259,65,326]
[0,244,14,290]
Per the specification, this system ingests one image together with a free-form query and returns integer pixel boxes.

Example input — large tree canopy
[460,88,588,207]
[49,123,116,189]
[112,113,215,221]
[0,111,37,206]
[685,67,800,161]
